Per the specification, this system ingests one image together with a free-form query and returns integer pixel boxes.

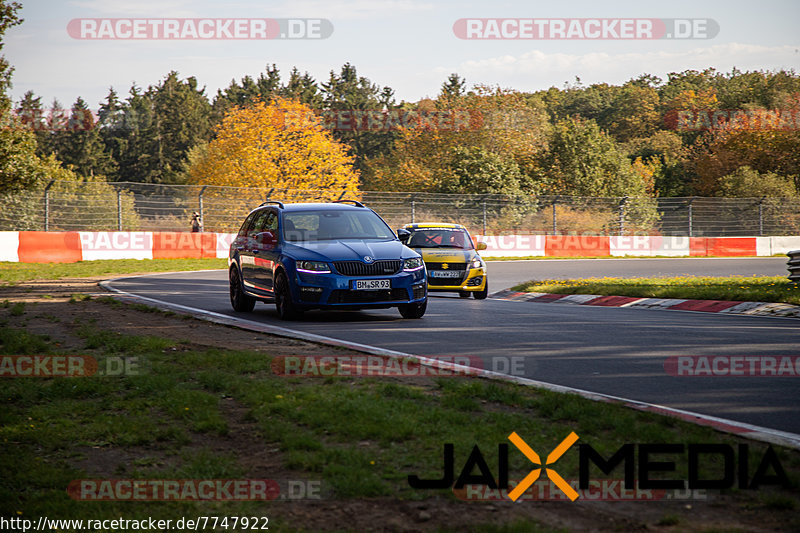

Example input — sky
[5,0,800,109]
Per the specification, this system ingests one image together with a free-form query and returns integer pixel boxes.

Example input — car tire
[473,282,488,300]
[274,271,303,320]
[230,267,256,312]
[399,299,427,319]
[459,291,471,298]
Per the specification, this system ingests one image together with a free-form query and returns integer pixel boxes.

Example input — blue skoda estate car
[228,200,427,320]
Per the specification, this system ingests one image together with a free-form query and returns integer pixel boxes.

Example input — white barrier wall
[0,231,19,262]
[78,232,154,261]
[474,235,545,257]
[770,236,800,255]
[216,233,237,259]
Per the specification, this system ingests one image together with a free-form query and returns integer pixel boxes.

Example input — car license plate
[430,270,461,278]
[353,279,391,290]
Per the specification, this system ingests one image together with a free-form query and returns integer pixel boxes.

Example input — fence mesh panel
[1,181,798,236]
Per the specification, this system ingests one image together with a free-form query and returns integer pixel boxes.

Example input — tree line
[1,0,799,201]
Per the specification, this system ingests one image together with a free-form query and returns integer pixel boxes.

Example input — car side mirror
[476,242,487,251]
[255,231,277,246]
[397,228,411,243]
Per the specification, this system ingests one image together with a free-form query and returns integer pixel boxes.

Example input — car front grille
[424,262,467,271]
[328,288,409,304]
[334,260,402,277]
[428,275,466,286]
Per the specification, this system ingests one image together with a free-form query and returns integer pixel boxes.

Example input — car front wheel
[274,271,303,320]
[473,282,488,300]
[399,299,427,319]
[230,267,256,312]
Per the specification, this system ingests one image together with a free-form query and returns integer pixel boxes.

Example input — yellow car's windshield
[407,228,473,250]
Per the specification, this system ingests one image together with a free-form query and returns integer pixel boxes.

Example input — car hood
[412,247,476,263]
[284,239,418,261]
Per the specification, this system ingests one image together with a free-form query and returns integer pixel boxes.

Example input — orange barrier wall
[152,232,217,259]
[706,237,758,257]
[689,237,758,257]
[17,231,83,263]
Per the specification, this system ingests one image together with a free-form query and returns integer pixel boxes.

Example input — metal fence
[1,180,799,236]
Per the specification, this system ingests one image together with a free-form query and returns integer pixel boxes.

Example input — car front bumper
[292,268,427,309]
[426,267,487,292]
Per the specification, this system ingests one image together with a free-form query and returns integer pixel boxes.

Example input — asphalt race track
[107,257,800,437]
[486,256,790,291]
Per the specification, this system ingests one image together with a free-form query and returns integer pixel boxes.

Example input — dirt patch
[0,277,330,355]
[70,398,300,485]
[0,277,797,532]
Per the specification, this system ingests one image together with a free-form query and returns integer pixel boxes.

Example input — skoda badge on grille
[363,256,374,263]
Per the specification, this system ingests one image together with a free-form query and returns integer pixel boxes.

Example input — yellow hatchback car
[399,223,488,299]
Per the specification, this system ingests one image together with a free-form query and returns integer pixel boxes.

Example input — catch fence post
[199,186,208,232]
[117,190,122,230]
[618,196,628,236]
[44,180,54,231]
[552,199,558,234]
[482,198,487,235]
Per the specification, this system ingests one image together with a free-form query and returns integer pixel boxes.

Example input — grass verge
[0,258,227,285]
[2,296,800,532]
[510,275,800,305]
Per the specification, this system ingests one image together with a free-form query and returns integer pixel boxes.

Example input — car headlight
[297,260,331,273]
[470,256,484,269]
[403,257,424,271]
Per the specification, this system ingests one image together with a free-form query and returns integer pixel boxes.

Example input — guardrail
[788,250,800,282]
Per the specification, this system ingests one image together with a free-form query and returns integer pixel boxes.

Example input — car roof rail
[333,199,365,207]
[259,199,285,209]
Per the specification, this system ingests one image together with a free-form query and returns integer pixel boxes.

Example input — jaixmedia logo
[408,432,791,502]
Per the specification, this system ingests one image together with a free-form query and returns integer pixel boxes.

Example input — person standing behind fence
[191,212,202,232]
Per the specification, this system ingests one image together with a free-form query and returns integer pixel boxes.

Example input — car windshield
[282,209,395,242]
[407,228,473,249]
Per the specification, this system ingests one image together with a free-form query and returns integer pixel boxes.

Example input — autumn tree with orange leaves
[188,97,359,194]
[185,97,360,230]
